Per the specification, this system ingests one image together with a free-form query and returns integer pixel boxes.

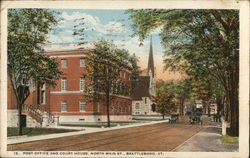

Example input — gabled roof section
[131,76,151,100]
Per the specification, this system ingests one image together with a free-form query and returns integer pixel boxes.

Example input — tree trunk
[179,98,184,116]
[18,103,23,135]
[216,95,223,115]
[106,92,110,127]
[224,60,239,136]
[162,112,165,120]
[208,103,211,117]
[228,75,239,136]
[105,67,111,127]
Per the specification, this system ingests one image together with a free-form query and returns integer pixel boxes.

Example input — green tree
[152,92,176,120]
[8,9,62,135]
[166,80,192,116]
[127,9,239,136]
[84,39,139,127]
[190,79,213,116]
[156,79,192,116]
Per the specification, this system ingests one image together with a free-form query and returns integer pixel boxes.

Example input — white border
[1,0,249,158]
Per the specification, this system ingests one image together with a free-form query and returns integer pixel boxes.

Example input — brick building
[7,43,133,127]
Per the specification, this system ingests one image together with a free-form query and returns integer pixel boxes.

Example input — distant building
[131,37,159,116]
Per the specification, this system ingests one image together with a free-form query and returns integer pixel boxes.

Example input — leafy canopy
[8,9,62,103]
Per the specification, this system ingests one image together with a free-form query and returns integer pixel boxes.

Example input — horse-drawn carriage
[189,108,202,124]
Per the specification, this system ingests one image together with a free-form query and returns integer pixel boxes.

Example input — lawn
[221,135,238,145]
[7,127,77,137]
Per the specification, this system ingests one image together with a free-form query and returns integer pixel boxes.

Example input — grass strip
[8,127,77,137]
[221,135,238,145]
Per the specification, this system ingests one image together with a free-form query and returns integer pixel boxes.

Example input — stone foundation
[58,115,132,124]
[26,115,42,127]
[7,110,18,127]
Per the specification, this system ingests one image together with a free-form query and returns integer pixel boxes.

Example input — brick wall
[45,51,133,121]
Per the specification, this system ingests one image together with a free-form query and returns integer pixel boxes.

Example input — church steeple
[147,35,155,78]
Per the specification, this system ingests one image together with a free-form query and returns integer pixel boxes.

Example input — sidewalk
[7,120,169,145]
[173,124,239,152]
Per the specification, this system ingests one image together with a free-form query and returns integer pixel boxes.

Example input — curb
[7,120,169,145]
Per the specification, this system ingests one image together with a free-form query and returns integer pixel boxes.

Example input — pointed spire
[147,35,155,77]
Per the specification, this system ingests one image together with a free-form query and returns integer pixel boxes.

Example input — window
[119,106,122,113]
[120,71,123,78]
[40,83,46,104]
[41,83,46,90]
[21,78,26,85]
[61,78,67,91]
[124,105,127,113]
[80,78,85,91]
[145,98,147,104]
[111,103,114,113]
[135,103,140,109]
[61,59,67,68]
[80,58,85,67]
[61,101,67,112]
[79,101,86,112]
[116,103,119,113]
[97,102,100,112]
[41,91,46,104]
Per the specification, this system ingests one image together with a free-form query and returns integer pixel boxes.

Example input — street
[8,123,203,151]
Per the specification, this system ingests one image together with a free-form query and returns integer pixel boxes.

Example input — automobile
[169,114,179,123]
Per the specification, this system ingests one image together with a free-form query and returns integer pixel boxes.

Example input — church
[131,37,159,116]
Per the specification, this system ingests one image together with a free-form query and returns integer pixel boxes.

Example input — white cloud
[112,37,150,69]
[49,11,127,43]
[47,33,77,43]
[61,11,100,26]
[105,21,126,33]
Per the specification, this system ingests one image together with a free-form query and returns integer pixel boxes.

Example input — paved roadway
[8,123,203,151]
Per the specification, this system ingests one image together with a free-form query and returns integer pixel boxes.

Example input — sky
[47,9,169,80]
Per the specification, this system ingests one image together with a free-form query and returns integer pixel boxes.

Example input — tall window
[80,77,85,91]
[41,91,46,104]
[119,106,122,113]
[61,78,67,91]
[61,59,67,68]
[120,71,123,78]
[116,102,119,113]
[97,102,100,112]
[124,105,127,113]
[80,58,85,67]
[79,101,86,112]
[61,101,67,112]
[40,83,46,104]
[145,98,147,104]
[111,103,114,113]
[135,103,140,109]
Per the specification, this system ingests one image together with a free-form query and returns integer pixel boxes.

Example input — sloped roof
[131,76,151,100]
